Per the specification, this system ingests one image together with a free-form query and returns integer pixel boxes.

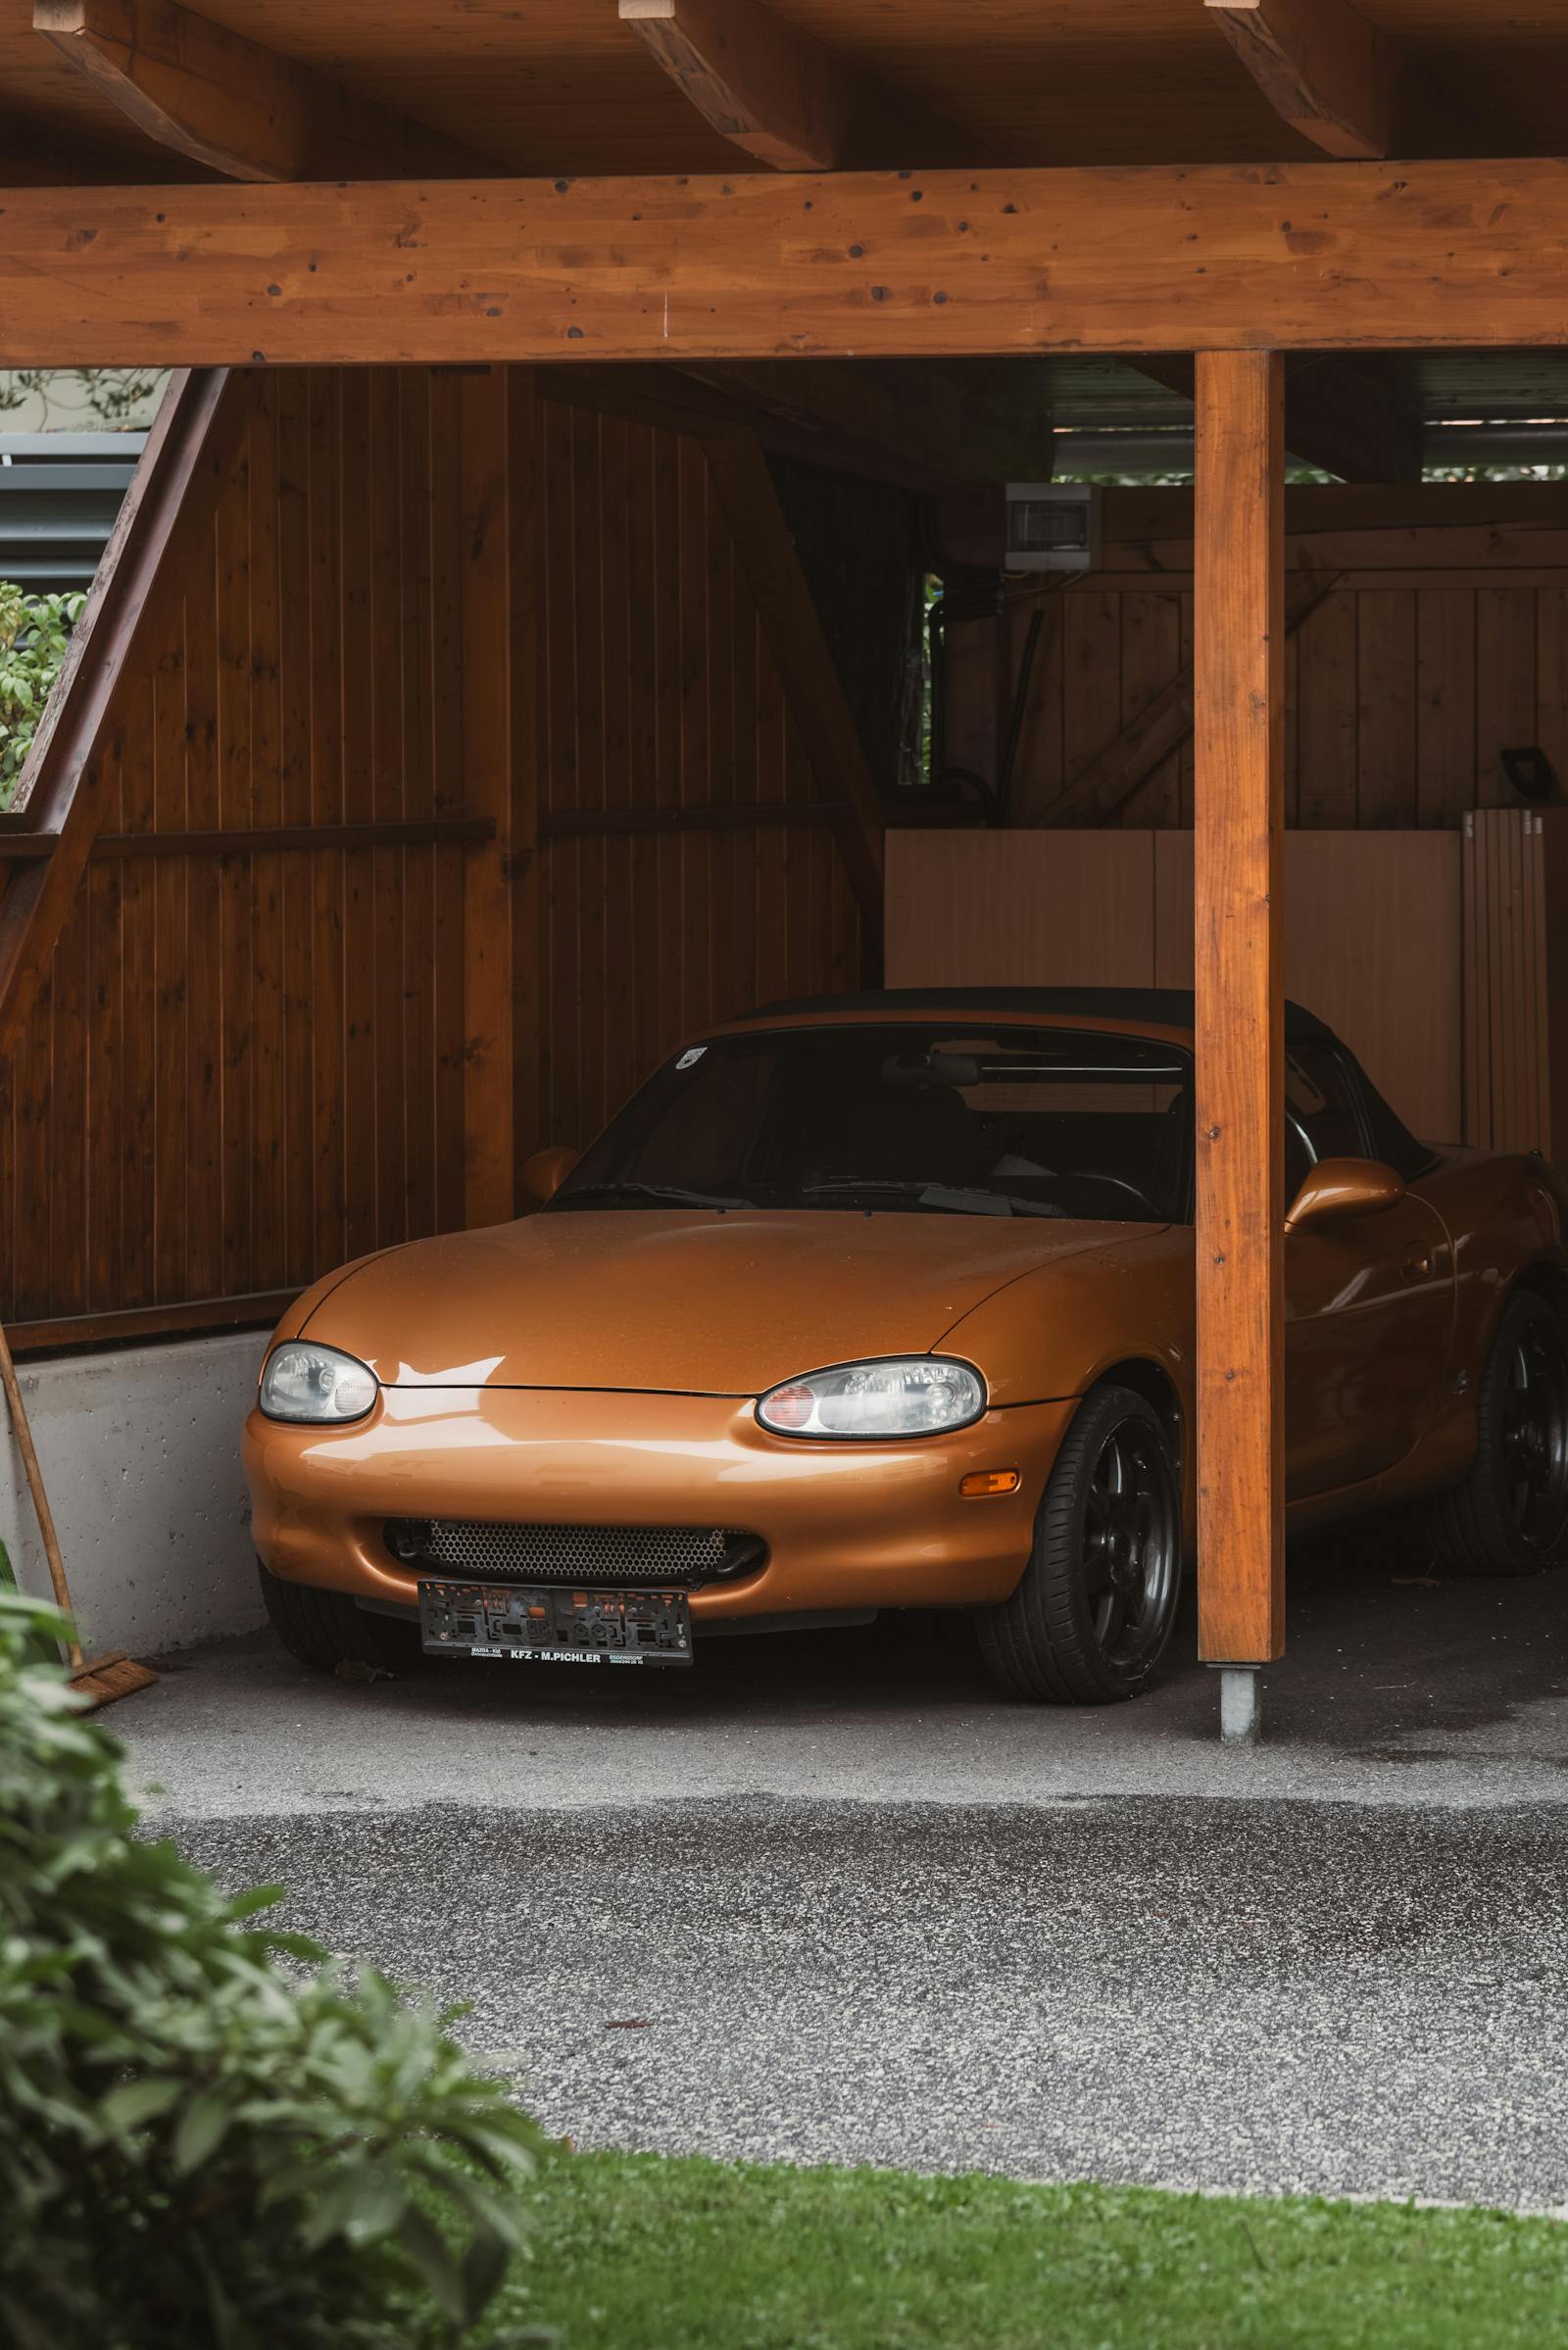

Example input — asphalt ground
[123,1535,1568,2210]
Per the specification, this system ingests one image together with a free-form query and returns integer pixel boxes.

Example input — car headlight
[757,1357,985,1440]
[259,1342,378,1424]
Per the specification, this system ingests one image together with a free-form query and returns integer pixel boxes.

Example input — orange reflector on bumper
[959,1469,1022,1498]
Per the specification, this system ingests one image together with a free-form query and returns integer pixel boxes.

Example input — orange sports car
[245,988,1568,1704]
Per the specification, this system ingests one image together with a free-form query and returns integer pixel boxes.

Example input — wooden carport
[6,0,1568,1731]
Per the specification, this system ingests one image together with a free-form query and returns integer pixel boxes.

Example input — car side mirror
[1286,1154,1406,1233]
[520,1145,580,1205]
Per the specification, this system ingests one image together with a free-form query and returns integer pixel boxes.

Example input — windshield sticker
[675,1047,707,1071]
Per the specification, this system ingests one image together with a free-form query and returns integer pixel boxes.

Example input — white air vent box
[1004,481,1102,573]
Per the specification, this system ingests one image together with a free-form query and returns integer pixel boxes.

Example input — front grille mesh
[385,1518,764,1590]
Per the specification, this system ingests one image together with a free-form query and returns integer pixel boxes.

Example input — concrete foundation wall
[0,1332,267,1656]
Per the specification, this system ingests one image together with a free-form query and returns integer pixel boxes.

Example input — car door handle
[1401,1253,1432,1282]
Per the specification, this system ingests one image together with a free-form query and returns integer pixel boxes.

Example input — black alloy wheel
[1498,1313,1568,1548]
[1425,1288,1568,1575]
[977,1382,1183,1704]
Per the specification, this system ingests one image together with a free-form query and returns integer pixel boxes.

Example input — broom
[0,1316,157,1709]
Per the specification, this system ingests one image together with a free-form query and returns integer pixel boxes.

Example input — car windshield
[549,1024,1193,1223]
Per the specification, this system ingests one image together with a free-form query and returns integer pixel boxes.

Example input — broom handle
[0,1318,80,1667]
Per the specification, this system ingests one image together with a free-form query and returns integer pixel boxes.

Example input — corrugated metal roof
[0,432,146,592]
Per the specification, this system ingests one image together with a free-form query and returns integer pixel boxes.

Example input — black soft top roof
[745,987,1334,1041]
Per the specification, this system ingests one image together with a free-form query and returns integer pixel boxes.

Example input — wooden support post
[1194,349,1287,1678]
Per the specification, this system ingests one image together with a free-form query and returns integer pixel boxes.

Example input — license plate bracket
[418,1578,693,1668]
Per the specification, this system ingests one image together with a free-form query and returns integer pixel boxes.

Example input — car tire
[258,1562,425,1673]
[976,1383,1182,1705]
[1423,1288,1568,1576]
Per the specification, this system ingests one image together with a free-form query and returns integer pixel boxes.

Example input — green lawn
[484,2150,1568,2350]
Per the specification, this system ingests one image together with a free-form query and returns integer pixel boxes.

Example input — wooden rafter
[619,0,847,171]
[33,0,495,181]
[4,161,1568,366]
[0,367,244,1061]
[1204,0,1399,161]
[618,0,975,171]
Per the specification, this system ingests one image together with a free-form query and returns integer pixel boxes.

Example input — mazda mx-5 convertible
[245,988,1568,1705]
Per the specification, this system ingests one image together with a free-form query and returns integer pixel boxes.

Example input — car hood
[302,1209,1139,1395]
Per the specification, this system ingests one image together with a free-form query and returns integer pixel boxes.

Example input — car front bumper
[243,1384,1080,1621]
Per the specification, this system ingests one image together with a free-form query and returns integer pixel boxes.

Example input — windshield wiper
[796,1180,1064,1219]
[555,1180,751,1210]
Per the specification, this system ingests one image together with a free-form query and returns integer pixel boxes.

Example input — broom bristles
[70,1656,158,1709]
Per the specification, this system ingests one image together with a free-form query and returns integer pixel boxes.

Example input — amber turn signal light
[959,1469,1021,1499]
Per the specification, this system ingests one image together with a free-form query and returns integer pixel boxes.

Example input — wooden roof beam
[617,0,976,171]
[33,0,497,182]
[1204,0,1399,160]
[9,163,1568,366]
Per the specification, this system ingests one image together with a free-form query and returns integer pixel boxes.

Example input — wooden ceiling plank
[32,0,495,182]
[8,162,1568,366]
[1204,0,1399,162]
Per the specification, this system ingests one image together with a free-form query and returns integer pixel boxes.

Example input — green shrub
[0,1590,544,2349]
[0,584,86,809]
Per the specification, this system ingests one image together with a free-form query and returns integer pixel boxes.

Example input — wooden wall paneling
[396,367,434,1247]
[1416,589,1476,829]
[618,414,660,1098]
[1117,590,1182,826]
[599,412,637,1133]
[1288,586,1356,827]
[1286,831,1462,1141]
[338,370,376,1263]
[1541,816,1568,1180]
[508,366,545,1174]
[1354,589,1416,827]
[537,393,573,1148]
[277,367,317,1282]
[1007,589,1062,826]
[368,368,407,1254]
[85,738,123,1317]
[13,961,53,1322]
[1538,590,1568,808]
[217,405,255,1303]
[306,369,346,1277]
[883,829,1156,990]
[1060,589,1121,821]
[119,669,158,1311]
[706,429,741,1028]
[570,400,609,1135]
[753,594,790,1008]
[1476,588,1538,808]
[153,591,191,1306]
[250,377,288,1291]
[427,367,467,1231]
[677,430,712,1045]
[649,417,684,1093]
[47,886,88,1319]
[1461,811,1483,1147]
[182,504,221,1306]
[727,487,760,1016]
[459,366,515,1227]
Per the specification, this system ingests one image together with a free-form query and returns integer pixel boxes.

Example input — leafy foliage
[0,367,164,428]
[0,584,86,809]
[0,1591,545,2350]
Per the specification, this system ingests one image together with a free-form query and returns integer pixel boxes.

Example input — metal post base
[1219,1667,1261,1745]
